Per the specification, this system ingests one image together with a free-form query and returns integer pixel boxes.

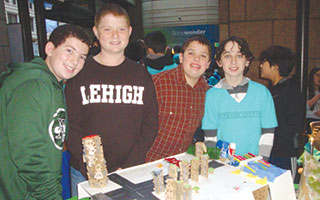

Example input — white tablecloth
[78,153,296,200]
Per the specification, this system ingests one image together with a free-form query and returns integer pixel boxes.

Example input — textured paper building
[165,178,192,200]
[82,135,108,188]
[191,157,200,182]
[176,180,184,199]
[200,154,209,178]
[152,170,164,194]
[195,142,206,157]
[182,183,192,200]
[179,160,190,183]
[168,163,178,180]
[165,178,177,200]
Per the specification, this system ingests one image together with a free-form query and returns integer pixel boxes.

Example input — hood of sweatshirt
[0,57,63,89]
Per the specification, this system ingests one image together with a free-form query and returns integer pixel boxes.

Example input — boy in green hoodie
[0,24,89,200]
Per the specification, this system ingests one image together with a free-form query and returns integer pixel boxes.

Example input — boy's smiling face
[180,41,211,87]
[45,37,89,82]
[93,14,132,56]
[217,41,249,81]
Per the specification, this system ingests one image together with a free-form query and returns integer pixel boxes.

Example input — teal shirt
[147,63,178,75]
[0,57,65,200]
[202,80,277,156]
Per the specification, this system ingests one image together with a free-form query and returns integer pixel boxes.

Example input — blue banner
[144,24,219,59]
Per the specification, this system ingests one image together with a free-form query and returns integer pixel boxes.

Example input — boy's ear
[147,48,156,55]
[272,64,279,71]
[179,53,183,64]
[216,60,222,68]
[205,61,211,70]
[129,26,132,37]
[92,26,99,40]
[45,41,55,57]
[245,60,250,67]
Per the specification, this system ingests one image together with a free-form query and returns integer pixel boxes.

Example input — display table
[77,153,296,200]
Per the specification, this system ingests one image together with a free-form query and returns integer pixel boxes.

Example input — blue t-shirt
[202,80,277,155]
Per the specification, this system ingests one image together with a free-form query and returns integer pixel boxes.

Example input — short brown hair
[181,35,212,61]
[94,3,130,26]
[49,24,90,48]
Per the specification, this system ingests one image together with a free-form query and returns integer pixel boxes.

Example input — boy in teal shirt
[202,36,277,159]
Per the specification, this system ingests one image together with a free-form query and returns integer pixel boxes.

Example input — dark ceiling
[43,0,135,27]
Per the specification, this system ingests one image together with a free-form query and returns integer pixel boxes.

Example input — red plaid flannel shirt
[146,65,209,162]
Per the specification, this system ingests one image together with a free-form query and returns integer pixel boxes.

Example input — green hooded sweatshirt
[0,57,66,200]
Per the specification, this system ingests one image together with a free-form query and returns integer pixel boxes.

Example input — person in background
[146,35,211,162]
[65,3,158,196]
[143,30,177,75]
[172,44,182,65]
[126,39,146,63]
[0,24,90,200]
[88,37,100,56]
[202,36,277,160]
[306,67,320,135]
[259,45,304,178]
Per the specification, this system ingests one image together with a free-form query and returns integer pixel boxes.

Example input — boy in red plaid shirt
[146,35,212,162]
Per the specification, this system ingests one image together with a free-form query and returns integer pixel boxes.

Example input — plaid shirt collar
[175,64,208,89]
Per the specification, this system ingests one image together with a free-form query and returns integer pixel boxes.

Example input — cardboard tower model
[82,135,108,188]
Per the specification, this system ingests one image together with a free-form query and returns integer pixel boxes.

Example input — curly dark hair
[215,36,254,74]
